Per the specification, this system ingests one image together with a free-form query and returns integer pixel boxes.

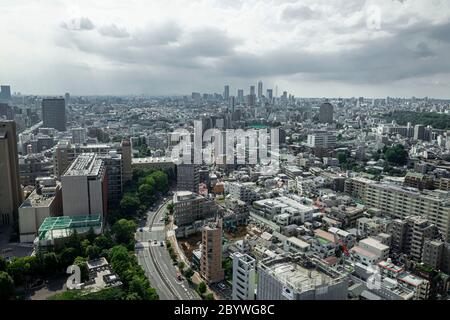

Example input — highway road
[135,199,199,300]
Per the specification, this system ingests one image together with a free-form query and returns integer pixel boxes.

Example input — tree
[183,268,194,282]
[58,247,77,268]
[138,184,154,206]
[197,281,207,295]
[222,257,233,281]
[204,293,214,300]
[0,271,15,300]
[111,219,137,245]
[0,256,7,272]
[337,152,347,164]
[177,261,185,272]
[43,252,59,275]
[167,203,174,215]
[94,234,114,251]
[120,194,140,216]
[384,144,408,166]
[85,245,101,260]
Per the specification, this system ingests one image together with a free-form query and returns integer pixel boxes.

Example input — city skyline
[1,0,450,98]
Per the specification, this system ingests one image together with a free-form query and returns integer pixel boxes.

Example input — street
[135,199,199,300]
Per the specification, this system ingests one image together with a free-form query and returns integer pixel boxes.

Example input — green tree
[111,219,137,245]
[177,261,185,272]
[204,293,214,300]
[384,144,408,166]
[138,184,154,206]
[197,281,207,295]
[0,256,7,272]
[58,247,77,268]
[94,234,114,250]
[86,245,101,260]
[167,202,174,215]
[183,268,194,282]
[43,252,59,275]
[0,271,15,300]
[120,194,140,216]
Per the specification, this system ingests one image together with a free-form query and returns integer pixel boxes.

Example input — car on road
[154,240,158,245]
[176,272,183,281]
[218,283,226,290]
[160,241,164,246]
[139,228,143,232]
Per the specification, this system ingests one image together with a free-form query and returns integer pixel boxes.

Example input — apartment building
[200,219,225,284]
[345,177,450,241]
[257,254,348,300]
[231,252,256,300]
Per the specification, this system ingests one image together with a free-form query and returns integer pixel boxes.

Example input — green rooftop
[38,215,102,241]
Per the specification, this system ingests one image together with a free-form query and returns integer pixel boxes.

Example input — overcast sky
[1,0,450,98]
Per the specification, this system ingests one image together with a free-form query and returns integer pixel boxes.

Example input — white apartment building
[345,177,450,241]
[307,132,337,148]
[231,252,256,300]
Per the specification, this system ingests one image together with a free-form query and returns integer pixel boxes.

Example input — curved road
[135,199,199,300]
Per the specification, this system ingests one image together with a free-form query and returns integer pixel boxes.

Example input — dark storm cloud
[57,17,450,85]
[57,21,240,70]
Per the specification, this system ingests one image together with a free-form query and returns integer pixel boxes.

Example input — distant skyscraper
[65,92,71,107]
[0,121,23,225]
[42,98,66,131]
[266,89,273,100]
[318,102,334,124]
[223,85,230,101]
[249,85,256,106]
[0,85,12,102]
[237,89,244,103]
[257,81,263,99]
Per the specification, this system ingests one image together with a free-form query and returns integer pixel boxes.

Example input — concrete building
[0,121,23,225]
[132,157,175,172]
[121,139,133,183]
[350,237,389,266]
[61,153,107,218]
[177,163,200,193]
[200,219,225,284]
[388,215,440,262]
[307,132,337,149]
[421,240,444,270]
[71,127,87,144]
[228,182,260,204]
[318,102,334,124]
[345,177,450,241]
[18,178,62,242]
[172,191,216,236]
[257,254,348,300]
[100,151,122,206]
[19,153,53,187]
[232,252,256,300]
[42,98,66,132]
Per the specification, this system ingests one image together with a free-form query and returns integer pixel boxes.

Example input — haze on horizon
[1,0,450,98]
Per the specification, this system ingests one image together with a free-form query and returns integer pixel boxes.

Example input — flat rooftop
[64,153,103,176]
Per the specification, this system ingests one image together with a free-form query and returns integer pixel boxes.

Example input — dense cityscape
[1,81,450,302]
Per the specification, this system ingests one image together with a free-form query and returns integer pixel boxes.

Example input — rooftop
[64,153,103,177]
